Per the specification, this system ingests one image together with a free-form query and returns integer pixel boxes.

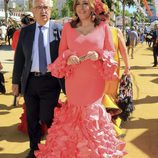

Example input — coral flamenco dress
[35,22,127,158]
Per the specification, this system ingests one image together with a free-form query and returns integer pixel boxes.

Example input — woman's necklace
[76,23,95,35]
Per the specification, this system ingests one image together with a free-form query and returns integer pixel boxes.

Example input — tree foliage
[61,0,73,17]
[51,0,59,19]
[66,0,73,12]
[61,3,69,17]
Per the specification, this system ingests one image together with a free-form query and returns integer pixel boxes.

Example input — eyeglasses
[34,5,50,11]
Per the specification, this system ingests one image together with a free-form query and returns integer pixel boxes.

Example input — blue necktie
[38,26,47,74]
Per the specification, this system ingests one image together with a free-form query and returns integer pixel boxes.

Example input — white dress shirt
[31,21,51,72]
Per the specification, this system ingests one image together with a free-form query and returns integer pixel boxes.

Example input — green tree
[4,0,10,23]
[51,0,59,19]
[121,0,152,34]
[66,0,73,12]
[103,0,113,10]
[121,0,135,35]
[51,8,59,19]
[61,3,69,17]
[61,0,73,17]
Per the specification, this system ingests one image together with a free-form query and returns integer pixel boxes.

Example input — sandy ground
[0,43,158,158]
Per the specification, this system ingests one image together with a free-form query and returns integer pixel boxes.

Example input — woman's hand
[124,66,130,74]
[0,62,3,70]
[67,55,80,65]
[85,51,99,61]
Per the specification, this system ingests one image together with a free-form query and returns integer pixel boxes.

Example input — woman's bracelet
[125,67,130,70]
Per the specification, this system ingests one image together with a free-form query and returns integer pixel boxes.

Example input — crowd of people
[0,21,16,46]
[0,0,157,158]
[125,23,158,66]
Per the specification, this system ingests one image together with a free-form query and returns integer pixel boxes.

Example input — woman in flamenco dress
[35,0,127,157]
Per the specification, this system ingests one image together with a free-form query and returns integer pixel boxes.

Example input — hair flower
[95,0,109,15]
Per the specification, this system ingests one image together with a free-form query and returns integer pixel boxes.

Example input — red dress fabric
[12,29,20,51]
[18,103,28,134]
[35,22,127,158]
[18,103,47,135]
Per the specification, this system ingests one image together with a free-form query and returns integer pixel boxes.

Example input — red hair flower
[95,0,109,15]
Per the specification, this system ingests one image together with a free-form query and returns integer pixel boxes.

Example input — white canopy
[10,15,21,22]
[115,16,131,26]
[0,11,5,19]
[150,20,158,29]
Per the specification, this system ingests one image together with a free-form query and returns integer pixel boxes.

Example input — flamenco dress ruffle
[35,100,126,158]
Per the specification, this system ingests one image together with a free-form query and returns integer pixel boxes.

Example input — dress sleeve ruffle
[48,48,117,80]
[48,49,76,78]
[93,49,118,81]
[62,49,76,59]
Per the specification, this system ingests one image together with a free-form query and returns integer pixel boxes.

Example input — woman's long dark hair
[70,0,101,28]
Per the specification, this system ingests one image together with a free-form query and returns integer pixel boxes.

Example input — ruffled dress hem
[35,99,127,158]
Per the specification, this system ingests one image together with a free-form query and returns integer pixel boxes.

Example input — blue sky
[126,6,137,13]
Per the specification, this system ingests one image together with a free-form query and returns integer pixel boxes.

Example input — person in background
[127,26,138,59]
[99,3,130,96]
[99,2,130,137]
[12,14,35,51]
[145,31,153,47]
[0,23,7,43]
[152,24,158,67]
[140,31,145,44]
[12,15,35,106]
[0,61,6,94]
[12,0,63,157]
[35,0,126,157]
[12,15,35,118]
[6,25,16,45]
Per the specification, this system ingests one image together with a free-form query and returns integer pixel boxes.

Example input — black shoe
[152,65,157,67]
[25,150,36,158]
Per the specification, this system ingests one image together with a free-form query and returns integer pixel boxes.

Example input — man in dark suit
[0,61,6,94]
[12,0,63,157]
[152,24,158,67]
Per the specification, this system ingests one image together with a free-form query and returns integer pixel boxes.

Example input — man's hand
[12,84,19,96]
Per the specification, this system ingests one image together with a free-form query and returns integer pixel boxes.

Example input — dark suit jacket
[12,21,62,94]
[152,30,158,47]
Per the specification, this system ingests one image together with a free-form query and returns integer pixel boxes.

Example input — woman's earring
[91,12,95,21]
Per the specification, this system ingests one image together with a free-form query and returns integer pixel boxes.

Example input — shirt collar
[36,21,49,30]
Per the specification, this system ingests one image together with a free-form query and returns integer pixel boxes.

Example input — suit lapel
[49,20,55,62]
[28,23,36,60]
[49,20,61,63]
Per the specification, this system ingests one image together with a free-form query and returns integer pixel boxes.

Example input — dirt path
[0,43,157,158]
[123,44,158,158]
